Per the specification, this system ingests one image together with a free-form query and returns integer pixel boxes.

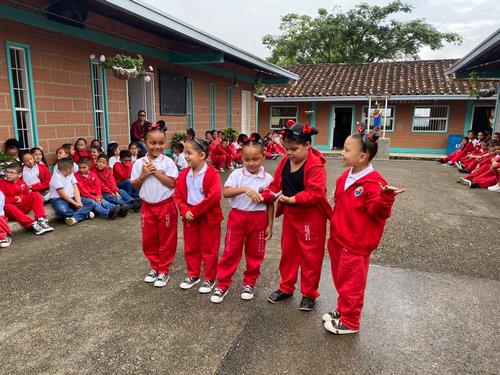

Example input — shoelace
[201,281,213,288]
[148,270,157,277]
[214,289,224,297]
[243,286,253,294]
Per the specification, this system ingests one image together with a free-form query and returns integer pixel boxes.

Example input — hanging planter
[254,93,266,102]
[253,80,266,102]
[90,54,153,81]
[112,66,139,80]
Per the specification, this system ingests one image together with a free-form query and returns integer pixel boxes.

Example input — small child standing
[22,152,51,201]
[173,143,188,171]
[131,122,179,288]
[210,140,274,303]
[174,138,223,294]
[0,162,54,235]
[0,191,13,248]
[323,131,404,335]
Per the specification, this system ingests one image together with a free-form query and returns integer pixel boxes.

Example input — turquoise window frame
[361,105,396,132]
[411,105,450,133]
[186,79,194,129]
[227,87,233,128]
[89,60,110,146]
[209,83,216,130]
[5,40,38,148]
[322,104,356,150]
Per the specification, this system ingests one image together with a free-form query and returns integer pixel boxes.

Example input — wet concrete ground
[0,160,498,374]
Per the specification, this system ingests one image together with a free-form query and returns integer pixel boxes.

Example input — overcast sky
[143,0,499,62]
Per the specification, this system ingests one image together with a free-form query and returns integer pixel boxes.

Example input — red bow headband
[282,122,314,137]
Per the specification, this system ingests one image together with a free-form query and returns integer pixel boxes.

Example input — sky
[142,0,499,62]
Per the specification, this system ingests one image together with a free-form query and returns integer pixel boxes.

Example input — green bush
[222,128,239,140]
[170,131,187,150]
[0,151,15,171]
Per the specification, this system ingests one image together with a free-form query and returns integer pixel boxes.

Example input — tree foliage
[262,1,462,65]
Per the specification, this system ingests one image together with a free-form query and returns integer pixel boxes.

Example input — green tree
[262,1,462,65]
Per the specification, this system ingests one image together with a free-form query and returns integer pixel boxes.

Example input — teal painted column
[463,100,474,136]
[310,102,317,146]
[493,83,500,132]
[255,101,259,133]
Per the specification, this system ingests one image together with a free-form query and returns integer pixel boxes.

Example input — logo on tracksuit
[354,186,364,197]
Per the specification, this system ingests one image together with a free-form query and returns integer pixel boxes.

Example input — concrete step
[8,203,59,234]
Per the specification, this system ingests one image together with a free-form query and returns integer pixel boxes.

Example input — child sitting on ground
[173,143,188,171]
[107,142,120,169]
[30,147,47,165]
[53,147,79,174]
[129,142,140,162]
[0,162,54,235]
[50,158,95,225]
[73,138,91,163]
[0,191,13,248]
[113,150,138,198]
[22,151,51,202]
[76,158,126,219]
[89,145,101,170]
[4,138,20,161]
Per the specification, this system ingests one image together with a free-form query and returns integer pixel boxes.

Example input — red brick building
[259,60,497,154]
[0,0,297,161]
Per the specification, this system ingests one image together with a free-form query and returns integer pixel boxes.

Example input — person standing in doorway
[130,110,151,156]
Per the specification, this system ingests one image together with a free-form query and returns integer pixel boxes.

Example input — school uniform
[109,156,119,169]
[23,162,51,201]
[471,155,500,188]
[75,171,116,218]
[216,166,273,291]
[131,154,179,275]
[211,144,227,170]
[222,145,234,168]
[0,178,46,229]
[465,154,496,180]
[95,167,135,208]
[0,191,12,240]
[173,151,188,170]
[50,171,95,222]
[261,148,332,300]
[174,162,223,281]
[73,150,91,164]
[113,161,136,197]
[328,166,395,330]
[53,161,79,175]
[444,142,474,163]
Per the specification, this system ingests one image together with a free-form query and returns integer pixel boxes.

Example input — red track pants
[4,193,45,229]
[212,155,226,170]
[279,206,327,300]
[217,209,268,290]
[328,239,370,330]
[141,198,178,274]
[0,216,12,239]
[183,215,220,280]
[472,170,497,188]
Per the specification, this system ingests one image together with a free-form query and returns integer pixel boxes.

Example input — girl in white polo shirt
[131,122,179,288]
[211,139,274,303]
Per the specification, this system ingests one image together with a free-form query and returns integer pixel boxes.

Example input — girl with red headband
[262,120,331,311]
[323,129,405,335]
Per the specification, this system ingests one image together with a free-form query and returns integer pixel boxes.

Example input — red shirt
[27,163,51,193]
[113,162,132,184]
[174,164,224,225]
[212,144,227,158]
[73,149,91,163]
[130,120,151,142]
[330,169,395,256]
[0,178,33,204]
[95,167,119,194]
[75,171,103,201]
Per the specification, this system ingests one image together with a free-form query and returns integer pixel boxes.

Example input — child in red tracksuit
[323,131,405,335]
[0,191,13,248]
[22,152,51,201]
[210,140,274,303]
[440,135,474,166]
[0,162,54,235]
[131,121,179,288]
[221,139,234,170]
[211,141,227,171]
[73,138,91,163]
[174,138,223,295]
[262,122,331,311]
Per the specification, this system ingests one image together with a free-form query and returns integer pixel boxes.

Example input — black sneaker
[199,280,216,294]
[31,220,48,235]
[210,288,228,303]
[323,319,359,335]
[37,218,54,232]
[470,182,479,189]
[299,297,315,311]
[119,205,129,217]
[132,199,142,212]
[108,205,120,219]
[267,289,293,304]
[458,168,471,174]
[322,310,340,322]
[144,270,158,283]
[179,276,200,290]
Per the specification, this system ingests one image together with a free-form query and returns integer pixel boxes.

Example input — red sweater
[73,149,91,163]
[0,178,34,204]
[330,169,395,256]
[75,171,103,201]
[174,164,224,225]
[25,163,51,192]
[113,162,132,184]
[95,167,119,194]
[211,144,226,158]
[262,147,332,219]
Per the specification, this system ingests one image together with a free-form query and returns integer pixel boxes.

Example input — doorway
[241,90,252,135]
[127,74,155,137]
[472,106,495,133]
[332,107,353,149]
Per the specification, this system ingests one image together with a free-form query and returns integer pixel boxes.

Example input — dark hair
[242,139,264,154]
[351,131,380,161]
[494,132,500,137]
[138,109,146,116]
[97,153,108,162]
[61,143,72,153]
[29,147,47,165]
[55,146,69,156]
[119,150,132,160]
[221,138,229,143]
[187,128,195,138]
[282,124,318,145]
[237,134,247,143]
[187,138,209,156]
[90,145,101,153]
[90,139,102,148]
[7,161,22,173]
[173,143,184,152]
[74,138,87,149]
[462,136,469,142]
[250,133,262,142]
[205,131,212,136]
[144,121,167,140]
[467,130,476,136]
[57,158,74,171]
[20,151,32,162]
[77,157,91,166]
[210,130,217,136]
[107,142,119,159]
[4,138,20,151]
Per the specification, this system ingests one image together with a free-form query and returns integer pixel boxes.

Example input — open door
[127,74,155,137]
[241,90,252,135]
[332,107,353,149]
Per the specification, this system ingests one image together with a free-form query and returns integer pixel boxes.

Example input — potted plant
[0,151,15,173]
[90,54,153,81]
[222,127,239,140]
[253,80,266,102]
[171,131,187,151]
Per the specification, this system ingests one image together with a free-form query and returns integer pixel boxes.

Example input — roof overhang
[264,95,497,103]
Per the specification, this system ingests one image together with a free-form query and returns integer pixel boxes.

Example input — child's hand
[115,192,122,199]
[245,188,264,203]
[278,195,296,205]
[265,225,273,240]
[73,200,83,209]
[14,196,22,203]
[141,162,156,176]
[379,183,406,196]
[185,211,195,221]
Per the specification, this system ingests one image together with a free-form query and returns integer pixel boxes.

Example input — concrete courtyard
[0,159,499,374]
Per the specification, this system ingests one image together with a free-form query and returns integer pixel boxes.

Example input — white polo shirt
[174,151,188,170]
[49,170,77,199]
[0,191,5,216]
[187,162,208,205]
[344,164,374,191]
[224,166,273,212]
[23,164,41,186]
[53,162,79,174]
[131,154,178,204]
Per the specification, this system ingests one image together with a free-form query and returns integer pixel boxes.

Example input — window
[270,106,298,130]
[412,106,449,132]
[90,61,108,145]
[227,87,233,128]
[186,79,194,128]
[209,83,216,130]
[6,43,37,150]
[362,106,395,132]
[159,70,186,115]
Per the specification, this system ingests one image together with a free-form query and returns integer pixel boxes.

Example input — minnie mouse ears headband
[282,119,317,136]
[145,121,167,133]
[356,125,378,143]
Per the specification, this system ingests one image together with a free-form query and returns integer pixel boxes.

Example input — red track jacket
[27,163,51,193]
[75,171,103,201]
[0,178,32,204]
[95,167,119,194]
[113,162,132,184]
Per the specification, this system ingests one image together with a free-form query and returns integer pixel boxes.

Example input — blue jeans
[118,179,139,199]
[103,189,134,207]
[93,199,116,218]
[52,197,95,222]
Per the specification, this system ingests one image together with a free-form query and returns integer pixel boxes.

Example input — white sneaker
[180,276,200,289]
[487,184,500,192]
[199,280,216,294]
[37,218,54,232]
[65,217,77,226]
[88,212,95,219]
[211,288,228,303]
[459,177,472,187]
[0,236,12,248]
[322,310,340,322]
[154,273,170,287]
[240,285,254,300]
[144,270,158,283]
[324,319,359,335]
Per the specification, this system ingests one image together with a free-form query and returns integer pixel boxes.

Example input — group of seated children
[438,130,500,191]
[0,138,143,248]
